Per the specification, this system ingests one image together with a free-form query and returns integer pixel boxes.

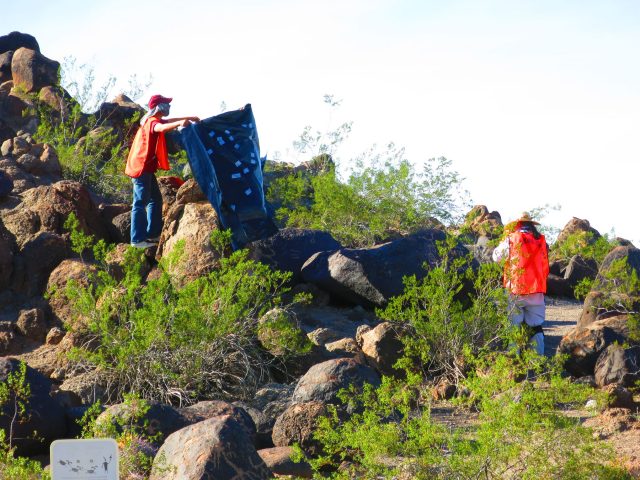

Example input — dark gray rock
[96,402,187,444]
[0,32,40,55]
[16,307,47,342]
[301,230,469,308]
[0,358,67,455]
[179,400,256,443]
[149,415,271,480]
[563,254,598,290]
[247,228,341,282]
[594,344,640,388]
[546,273,573,298]
[558,315,629,377]
[292,357,380,404]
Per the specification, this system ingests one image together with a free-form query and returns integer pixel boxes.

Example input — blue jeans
[130,173,163,244]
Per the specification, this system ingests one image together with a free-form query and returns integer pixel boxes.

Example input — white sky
[4,0,640,243]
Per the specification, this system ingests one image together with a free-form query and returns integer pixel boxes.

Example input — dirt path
[544,297,582,357]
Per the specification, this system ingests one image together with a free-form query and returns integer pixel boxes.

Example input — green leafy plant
[0,363,50,480]
[269,146,466,247]
[62,221,308,405]
[379,237,510,385]
[303,352,628,479]
[79,394,162,479]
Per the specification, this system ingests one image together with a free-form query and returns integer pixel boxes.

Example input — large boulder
[578,246,640,328]
[96,402,187,443]
[247,228,341,282]
[46,258,97,326]
[594,344,640,388]
[463,205,502,239]
[93,94,145,140]
[558,315,629,377]
[555,217,601,246]
[292,357,380,405]
[301,229,469,308]
[546,273,574,298]
[0,358,66,455]
[156,199,221,281]
[149,415,271,480]
[10,47,58,93]
[0,32,40,55]
[179,400,257,443]
[563,254,598,290]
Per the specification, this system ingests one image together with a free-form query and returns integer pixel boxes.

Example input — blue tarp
[178,104,277,248]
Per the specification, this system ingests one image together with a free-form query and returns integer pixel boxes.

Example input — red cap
[148,94,172,109]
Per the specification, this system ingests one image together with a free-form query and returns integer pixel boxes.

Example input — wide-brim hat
[505,212,540,232]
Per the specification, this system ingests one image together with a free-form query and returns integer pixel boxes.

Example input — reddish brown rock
[149,415,271,480]
[272,401,326,454]
[258,446,313,478]
[10,47,59,93]
[360,321,404,376]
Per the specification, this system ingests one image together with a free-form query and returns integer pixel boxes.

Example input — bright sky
[5,0,640,243]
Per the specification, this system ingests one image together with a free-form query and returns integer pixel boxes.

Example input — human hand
[191,116,200,122]
[180,119,192,127]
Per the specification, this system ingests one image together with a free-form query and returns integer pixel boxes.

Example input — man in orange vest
[492,212,550,355]
[125,94,199,248]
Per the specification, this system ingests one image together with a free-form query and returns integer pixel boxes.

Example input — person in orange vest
[125,94,199,248]
[492,212,550,355]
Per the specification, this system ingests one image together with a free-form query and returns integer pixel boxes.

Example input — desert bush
[79,394,162,480]
[551,230,616,266]
[268,145,466,247]
[61,223,309,405]
[379,237,510,385]
[301,347,629,479]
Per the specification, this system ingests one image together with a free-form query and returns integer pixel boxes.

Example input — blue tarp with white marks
[178,104,277,248]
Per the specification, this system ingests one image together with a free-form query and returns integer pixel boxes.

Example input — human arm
[491,237,510,262]
[153,116,200,133]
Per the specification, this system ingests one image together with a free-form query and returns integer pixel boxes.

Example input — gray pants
[508,293,545,356]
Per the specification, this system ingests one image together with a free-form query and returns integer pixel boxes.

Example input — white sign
[50,439,119,480]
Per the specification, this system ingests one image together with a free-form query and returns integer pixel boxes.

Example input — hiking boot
[131,241,157,249]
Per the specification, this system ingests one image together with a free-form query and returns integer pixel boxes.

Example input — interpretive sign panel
[50,439,118,480]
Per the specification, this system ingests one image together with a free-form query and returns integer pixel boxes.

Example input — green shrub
[303,350,629,479]
[61,222,309,405]
[268,146,466,247]
[79,394,162,479]
[551,231,617,266]
[379,237,510,384]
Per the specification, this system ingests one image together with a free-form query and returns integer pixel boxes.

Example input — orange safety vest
[125,117,170,178]
[504,231,549,295]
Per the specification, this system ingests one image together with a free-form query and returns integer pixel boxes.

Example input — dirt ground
[544,297,640,477]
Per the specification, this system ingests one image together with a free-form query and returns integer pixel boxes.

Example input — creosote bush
[379,237,510,385]
[61,224,310,405]
[267,144,466,248]
[301,353,628,479]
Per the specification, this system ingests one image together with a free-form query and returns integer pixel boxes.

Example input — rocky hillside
[1,31,640,478]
